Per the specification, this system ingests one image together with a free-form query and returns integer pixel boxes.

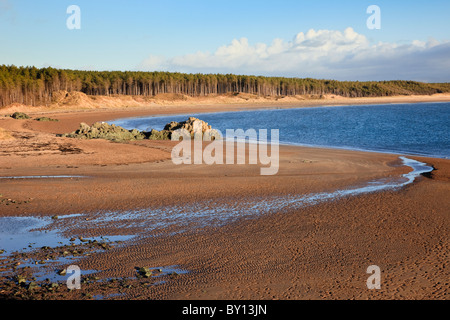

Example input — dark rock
[11,112,30,120]
[34,117,59,122]
[27,282,39,291]
[148,129,171,140]
[15,274,26,285]
[57,269,67,276]
[137,267,152,278]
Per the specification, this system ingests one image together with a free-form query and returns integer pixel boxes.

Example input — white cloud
[139,27,450,82]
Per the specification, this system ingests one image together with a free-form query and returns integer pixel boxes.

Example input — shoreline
[105,100,449,160]
[0,99,449,300]
[2,92,450,119]
[3,94,447,160]
[275,142,449,160]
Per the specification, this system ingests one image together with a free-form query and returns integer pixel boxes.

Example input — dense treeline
[1,65,449,107]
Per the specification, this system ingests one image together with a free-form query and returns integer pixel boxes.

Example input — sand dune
[1,91,450,116]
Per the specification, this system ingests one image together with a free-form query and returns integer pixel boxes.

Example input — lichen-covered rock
[148,129,171,140]
[163,121,180,132]
[34,117,59,122]
[61,117,220,142]
[11,112,30,119]
[62,122,146,141]
[137,267,153,278]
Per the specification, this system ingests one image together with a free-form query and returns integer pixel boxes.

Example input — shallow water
[28,262,97,283]
[0,157,432,254]
[16,157,429,237]
[0,214,134,255]
[0,175,86,179]
[0,216,66,254]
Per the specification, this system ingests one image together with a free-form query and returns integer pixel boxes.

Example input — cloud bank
[139,27,450,82]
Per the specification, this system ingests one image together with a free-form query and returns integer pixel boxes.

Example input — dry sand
[0,95,449,300]
[2,91,450,117]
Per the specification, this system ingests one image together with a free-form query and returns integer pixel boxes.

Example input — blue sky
[1,0,449,81]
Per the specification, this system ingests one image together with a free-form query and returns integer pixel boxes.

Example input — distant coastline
[1,65,450,109]
[2,88,450,118]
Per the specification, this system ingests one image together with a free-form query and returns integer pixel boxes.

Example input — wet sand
[0,99,449,300]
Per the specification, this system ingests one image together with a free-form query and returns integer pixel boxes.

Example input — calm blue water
[110,102,450,158]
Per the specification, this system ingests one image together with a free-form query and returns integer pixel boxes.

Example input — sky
[0,0,449,82]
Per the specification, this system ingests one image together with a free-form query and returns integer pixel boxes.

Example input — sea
[110,102,450,159]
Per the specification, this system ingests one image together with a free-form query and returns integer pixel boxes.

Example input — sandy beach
[0,95,449,300]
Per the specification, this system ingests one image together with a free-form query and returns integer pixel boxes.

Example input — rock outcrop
[61,117,221,142]
[11,112,30,119]
[156,117,219,140]
[34,117,59,122]
[61,122,146,141]
[164,117,212,134]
